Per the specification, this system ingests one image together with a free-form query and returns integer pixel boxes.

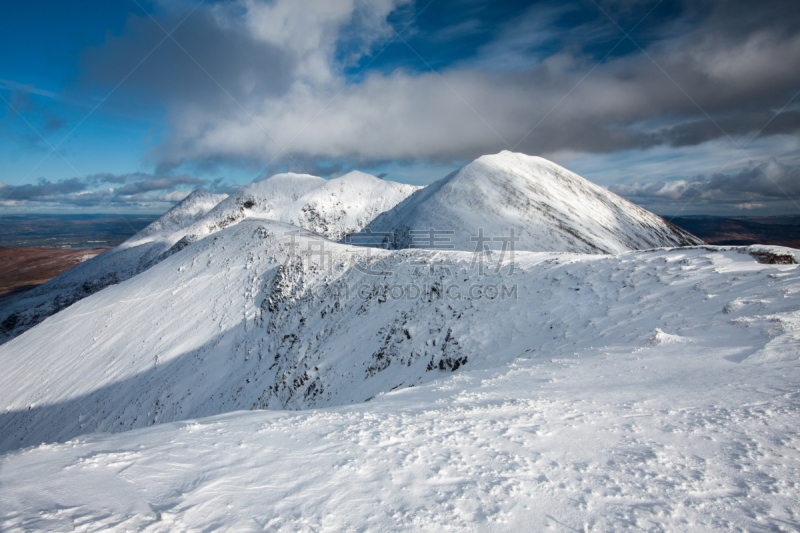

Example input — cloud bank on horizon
[0,172,233,209]
[0,0,798,214]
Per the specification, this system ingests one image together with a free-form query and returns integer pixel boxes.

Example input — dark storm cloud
[80,6,294,113]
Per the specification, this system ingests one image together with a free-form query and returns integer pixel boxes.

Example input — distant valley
[669,215,800,248]
[0,214,157,249]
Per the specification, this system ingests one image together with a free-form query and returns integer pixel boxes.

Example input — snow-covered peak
[182,170,418,242]
[331,170,383,184]
[0,172,417,344]
[290,171,419,240]
[241,172,328,201]
[216,173,328,215]
[366,151,702,253]
[123,189,228,248]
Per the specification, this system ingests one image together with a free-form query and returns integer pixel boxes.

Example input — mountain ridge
[0,171,417,344]
[0,150,703,346]
[0,213,795,451]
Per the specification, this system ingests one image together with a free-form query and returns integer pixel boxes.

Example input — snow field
[1,336,799,531]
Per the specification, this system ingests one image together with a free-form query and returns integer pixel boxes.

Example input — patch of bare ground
[0,247,107,299]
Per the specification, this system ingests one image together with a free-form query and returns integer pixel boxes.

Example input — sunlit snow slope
[0,217,796,453]
[366,151,701,252]
[182,170,418,244]
[0,172,417,344]
[0,190,227,343]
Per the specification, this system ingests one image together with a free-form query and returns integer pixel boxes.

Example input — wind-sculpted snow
[1,218,798,454]
[4,352,800,531]
[366,151,702,253]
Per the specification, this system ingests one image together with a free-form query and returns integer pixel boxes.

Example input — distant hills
[668,215,800,249]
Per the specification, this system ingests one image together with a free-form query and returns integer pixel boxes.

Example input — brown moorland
[0,246,107,300]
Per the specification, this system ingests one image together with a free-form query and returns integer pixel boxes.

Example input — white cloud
[239,0,401,84]
[154,23,800,168]
[84,0,800,181]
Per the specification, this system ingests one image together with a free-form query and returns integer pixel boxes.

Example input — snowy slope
[124,190,229,247]
[3,336,799,532]
[0,190,228,344]
[0,220,798,530]
[0,173,416,345]
[366,151,702,253]
[1,215,797,453]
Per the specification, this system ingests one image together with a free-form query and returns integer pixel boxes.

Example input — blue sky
[1,0,799,215]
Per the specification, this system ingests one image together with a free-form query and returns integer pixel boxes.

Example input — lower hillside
[1,219,798,454]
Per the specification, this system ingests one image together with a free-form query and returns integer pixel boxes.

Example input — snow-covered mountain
[366,151,702,253]
[0,172,416,344]
[177,170,418,245]
[0,190,228,344]
[1,214,796,452]
[123,189,229,247]
[1,154,798,531]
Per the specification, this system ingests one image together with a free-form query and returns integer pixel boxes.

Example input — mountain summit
[182,171,418,244]
[366,151,701,253]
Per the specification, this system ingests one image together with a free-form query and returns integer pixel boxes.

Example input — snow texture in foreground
[366,151,701,253]
[1,280,799,531]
